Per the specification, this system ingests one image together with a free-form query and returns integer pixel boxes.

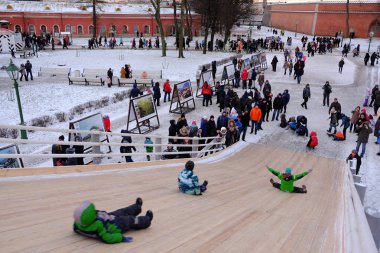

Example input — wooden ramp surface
[0,144,350,253]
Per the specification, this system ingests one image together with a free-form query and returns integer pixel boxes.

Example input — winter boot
[146,210,153,221]
[136,197,143,207]
[302,185,307,193]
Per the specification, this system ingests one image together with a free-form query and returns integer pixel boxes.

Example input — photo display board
[196,70,215,97]
[221,63,235,86]
[127,93,160,134]
[252,53,261,70]
[260,53,268,69]
[170,80,196,114]
[0,145,23,169]
[243,58,252,70]
[69,113,111,163]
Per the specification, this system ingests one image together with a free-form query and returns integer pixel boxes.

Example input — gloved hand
[123,236,133,243]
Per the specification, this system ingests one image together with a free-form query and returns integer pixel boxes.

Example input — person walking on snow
[271,56,278,72]
[338,58,345,73]
[322,81,332,106]
[163,79,172,103]
[241,68,248,89]
[301,84,311,109]
[267,166,312,193]
[356,122,373,157]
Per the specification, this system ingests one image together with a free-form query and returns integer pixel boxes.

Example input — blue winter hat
[285,168,292,174]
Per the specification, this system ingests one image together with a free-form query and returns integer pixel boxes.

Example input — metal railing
[0,124,225,167]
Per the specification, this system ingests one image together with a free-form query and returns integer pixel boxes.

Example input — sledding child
[306,131,318,149]
[266,165,312,193]
[178,160,208,195]
[73,198,153,243]
[144,137,153,161]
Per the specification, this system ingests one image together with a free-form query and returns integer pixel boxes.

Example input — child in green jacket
[267,166,312,193]
[144,137,154,161]
[73,198,153,243]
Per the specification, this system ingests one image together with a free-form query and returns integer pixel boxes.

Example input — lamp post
[368,31,374,53]
[6,60,27,139]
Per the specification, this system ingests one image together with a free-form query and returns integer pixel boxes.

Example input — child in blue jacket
[178,161,208,195]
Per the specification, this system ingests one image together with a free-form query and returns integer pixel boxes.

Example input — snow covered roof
[0,1,176,14]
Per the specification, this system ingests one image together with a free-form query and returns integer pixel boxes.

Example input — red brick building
[0,1,201,37]
[265,1,380,38]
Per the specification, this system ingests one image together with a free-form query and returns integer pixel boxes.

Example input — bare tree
[178,0,186,58]
[92,0,97,38]
[150,0,167,57]
[345,0,350,38]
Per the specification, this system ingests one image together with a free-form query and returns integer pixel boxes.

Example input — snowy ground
[0,26,379,210]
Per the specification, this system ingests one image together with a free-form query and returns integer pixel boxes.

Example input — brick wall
[269,2,380,38]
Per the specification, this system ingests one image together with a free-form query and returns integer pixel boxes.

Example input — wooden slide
[0,144,376,252]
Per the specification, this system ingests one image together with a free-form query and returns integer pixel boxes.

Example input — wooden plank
[0,144,373,252]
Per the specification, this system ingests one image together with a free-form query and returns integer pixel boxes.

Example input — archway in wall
[15,25,21,33]
[368,19,380,37]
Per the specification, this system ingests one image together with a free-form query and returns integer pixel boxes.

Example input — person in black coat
[272,94,283,121]
[329,98,342,119]
[370,52,378,66]
[52,135,68,166]
[73,135,84,165]
[168,120,177,144]
[364,53,370,66]
[240,109,250,141]
[130,83,143,98]
[281,89,290,113]
[211,60,217,79]
[369,85,379,107]
[207,115,217,142]
[120,135,136,163]
[107,68,113,87]
[322,81,332,106]
[176,114,188,135]
[346,149,362,175]
[271,56,278,72]
[338,58,345,73]
[153,82,161,106]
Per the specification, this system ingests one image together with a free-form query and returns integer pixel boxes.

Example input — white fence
[0,124,225,166]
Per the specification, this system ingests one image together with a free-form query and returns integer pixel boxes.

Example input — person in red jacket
[306,131,318,149]
[241,68,249,90]
[103,115,111,132]
[201,81,212,107]
[163,79,172,103]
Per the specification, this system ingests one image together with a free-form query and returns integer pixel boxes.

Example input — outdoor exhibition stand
[69,112,111,163]
[169,80,196,114]
[196,70,215,98]
[127,93,160,134]
[0,144,23,168]
[221,63,235,87]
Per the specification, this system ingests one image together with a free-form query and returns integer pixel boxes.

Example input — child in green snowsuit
[144,137,154,161]
[73,198,153,243]
[267,166,312,193]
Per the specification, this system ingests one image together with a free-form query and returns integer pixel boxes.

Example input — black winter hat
[185,160,194,170]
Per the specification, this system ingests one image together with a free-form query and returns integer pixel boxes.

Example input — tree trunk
[203,28,209,55]
[92,0,97,38]
[345,0,349,38]
[150,0,166,57]
[173,1,179,49]
[223,30,230,51]
[185,1,193,40]
[210,26,216,52]
[178,1,185,58]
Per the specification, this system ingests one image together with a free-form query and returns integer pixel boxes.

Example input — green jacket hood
[73,201,97,227]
